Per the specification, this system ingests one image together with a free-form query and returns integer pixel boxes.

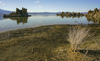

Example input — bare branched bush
[68,26,91,52]
[94,39,100,47]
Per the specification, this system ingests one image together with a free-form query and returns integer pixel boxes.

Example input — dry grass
[68,26,91,52]
[0,25,100,61]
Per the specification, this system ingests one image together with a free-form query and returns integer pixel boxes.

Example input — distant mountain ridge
[0,9,12,15]
[81,12,87,14]
[29,12,87,14]
[28,12,61,14]
[0,8,87,15]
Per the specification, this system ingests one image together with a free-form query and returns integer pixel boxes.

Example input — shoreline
[0,24,94,33]
[0,24,100,61]
[0,24,100,41]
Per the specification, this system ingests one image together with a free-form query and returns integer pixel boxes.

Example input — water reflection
[0,14,100,33]
[4,17,28,24]
[86,16,100,24]
[57,15,100,24]
[0,15,4,20]
[57,15,83,19]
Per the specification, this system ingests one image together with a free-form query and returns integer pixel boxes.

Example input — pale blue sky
[0,0,100,12]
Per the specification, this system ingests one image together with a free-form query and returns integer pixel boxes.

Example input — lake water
[0,14,99,33]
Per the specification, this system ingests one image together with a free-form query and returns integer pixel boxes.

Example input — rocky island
[85,8,100,24]
[57,12,84,18]
[3,7,31,17]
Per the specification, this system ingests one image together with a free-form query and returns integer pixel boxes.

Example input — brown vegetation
[0,25,100,61]
[68,26,91,52]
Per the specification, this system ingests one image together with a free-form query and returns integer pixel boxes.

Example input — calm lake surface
[0,14,99,33]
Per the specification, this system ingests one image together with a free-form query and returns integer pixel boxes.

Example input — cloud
[36,1,40,3]
[2,3,5,5]
[38,6,42,7]
[0,1,5,5]
[0,1,2,4]
[34,6,36,8]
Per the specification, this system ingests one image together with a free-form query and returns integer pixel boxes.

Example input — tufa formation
[3,7,31,17]
[85,8,100,24]
[57,12,84,18]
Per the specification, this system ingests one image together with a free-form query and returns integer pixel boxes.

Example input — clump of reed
[68,26,91,52]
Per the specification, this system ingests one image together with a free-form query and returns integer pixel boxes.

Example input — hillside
[0,9,12,14]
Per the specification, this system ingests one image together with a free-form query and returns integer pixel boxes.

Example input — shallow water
[0,14,99,32]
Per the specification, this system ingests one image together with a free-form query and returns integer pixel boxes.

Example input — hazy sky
[0,0,100,12]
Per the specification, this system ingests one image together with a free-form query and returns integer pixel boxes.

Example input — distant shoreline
[0,24,99,33]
